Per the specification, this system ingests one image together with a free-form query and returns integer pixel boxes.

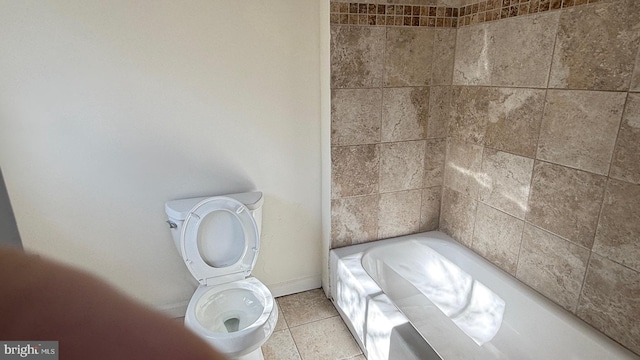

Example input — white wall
[0,0,323,314]
[319,1,332,297]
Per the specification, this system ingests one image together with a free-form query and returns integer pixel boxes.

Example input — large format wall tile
[431,29,456,85]
[472,203,524,275]
[450,87,545,157]
[483,88,545,158]
[478,149,533,219]
[577,254,640,355]
[380,141,426,192]
[382,87,429,142]
[517,224,590,312]
[449,86,491,145]
[424,138,446,188]
[384,27,434,87]
[331,88,381,146]
[378,189,422,239]
[610,93,640,184]
[331,195,380,248]
[593,180,640,273]
[527,161,606,248]
[443,139,483,198]
[549,0,640,90]
[420,186,441,232]
[331,26,384,88]
[440,187,477,247]
[331,145,379,198]
[453,12,559,87]
[428,86,452,139]
[537,90,625,175]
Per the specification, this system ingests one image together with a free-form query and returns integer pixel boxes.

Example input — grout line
[275,299,291,331]
[374,23,387,242]
[544,5,561,90]
[514,159,537,278]
[289,328,304,360]
[592,171,612,245]
[574,250,593,314]
[287,314,341,330]
[517,17,558,273]
[605,92,629,179]
[449,13,459,86]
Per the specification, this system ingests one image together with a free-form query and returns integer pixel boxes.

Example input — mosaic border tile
[329,0,604,28]
[329,3,459,27]
[457,0,603,27]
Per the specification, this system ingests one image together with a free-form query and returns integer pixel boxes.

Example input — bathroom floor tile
[262,329,301,360]
[277,288,338,327]
[274,302,288,332]
[289,316,362,360]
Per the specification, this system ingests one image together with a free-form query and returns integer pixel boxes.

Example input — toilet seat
[180,196,259,286]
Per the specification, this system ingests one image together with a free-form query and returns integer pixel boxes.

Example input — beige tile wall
[330,23,453,247]
[330,0,640,355]
[444,0,640,354]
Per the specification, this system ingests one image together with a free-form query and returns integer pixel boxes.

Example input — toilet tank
[164,191,264,253]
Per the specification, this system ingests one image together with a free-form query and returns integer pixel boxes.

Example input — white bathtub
[329,231,638,360]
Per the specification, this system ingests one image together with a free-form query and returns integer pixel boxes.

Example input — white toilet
[165,191,277,360]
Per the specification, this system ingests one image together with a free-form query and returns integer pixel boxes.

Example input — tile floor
[263,288,364,360]
[176,288,364,360]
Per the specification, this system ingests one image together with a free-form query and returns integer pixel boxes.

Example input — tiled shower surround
[330,0,640,355]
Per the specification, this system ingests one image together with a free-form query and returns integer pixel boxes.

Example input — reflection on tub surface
[362,240,505,346]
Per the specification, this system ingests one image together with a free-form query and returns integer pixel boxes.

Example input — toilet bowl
[187,277,276,358]
[165,192,277,360]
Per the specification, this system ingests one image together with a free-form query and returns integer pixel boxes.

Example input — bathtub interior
[329,231,639,360]
[362,239,506,347]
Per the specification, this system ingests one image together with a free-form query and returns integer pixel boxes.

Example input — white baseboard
[267,275,322,298]
[156,275,322,317]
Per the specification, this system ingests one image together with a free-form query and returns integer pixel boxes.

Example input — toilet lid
[180,196,259,286]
